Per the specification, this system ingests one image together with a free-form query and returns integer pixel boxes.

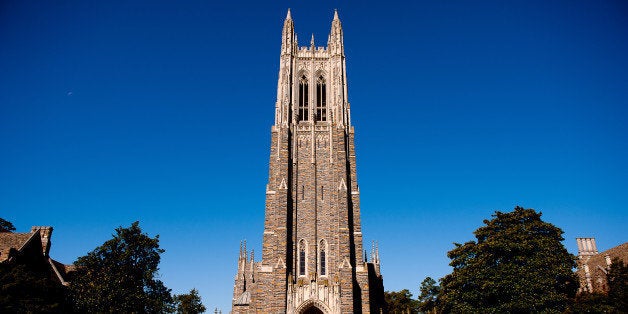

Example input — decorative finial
[286,8,292,20]
[333,9,339,20]
[310,33,315,46]
[371,241,375,262]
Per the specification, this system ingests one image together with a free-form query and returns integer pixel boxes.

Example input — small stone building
[0,226,74,285]
[575,237,628,294]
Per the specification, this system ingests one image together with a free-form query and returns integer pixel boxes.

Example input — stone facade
[231,10,385,314]
[575,238,628,294]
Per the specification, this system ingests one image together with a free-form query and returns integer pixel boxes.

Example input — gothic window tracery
[299,239,307,276]
[298,76,309,122]
[319,239,327,276]
[315,75,327,122]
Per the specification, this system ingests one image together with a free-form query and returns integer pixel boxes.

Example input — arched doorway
[301,306,324,314]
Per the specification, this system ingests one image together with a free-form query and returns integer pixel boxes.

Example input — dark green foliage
[69,221,174,313]
[439,206,578,313]
[607,258,628,312]
[567,258,627,313]
[417,277,440,314]
[0,218,16,232]
[0,252,72,312]
[566,292,614,313]
[174,288,206,314]
[384,289,419,314]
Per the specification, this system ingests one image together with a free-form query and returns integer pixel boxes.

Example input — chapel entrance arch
[300,306,325,314]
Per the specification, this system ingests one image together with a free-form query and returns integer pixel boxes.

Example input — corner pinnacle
[286,8,292,20]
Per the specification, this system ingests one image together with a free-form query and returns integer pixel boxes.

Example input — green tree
[385,289,419,314]
[69,221,174,313]
[607,258,628,312]
[439,206,578,313]
[417,277,440,313]
[0,218,16,232]
[174,288,206,314]
[567,292,614,313]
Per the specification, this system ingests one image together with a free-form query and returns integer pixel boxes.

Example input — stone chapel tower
[231,10,385,314]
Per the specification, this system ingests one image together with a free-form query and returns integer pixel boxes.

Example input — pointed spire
[328,9,344,56]
[281,8,295,56]
[310,33,315,47]
[243,239,247,260]
[371,241,376,262]
[333,9,339,20]
[249,250,255,282]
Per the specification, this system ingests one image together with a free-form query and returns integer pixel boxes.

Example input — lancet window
[315,75,327,122]
[299,239,306,276]
[319,239,327,276]
[298,76,309,122]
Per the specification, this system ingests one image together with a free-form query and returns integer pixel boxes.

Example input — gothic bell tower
[231,10,385,313]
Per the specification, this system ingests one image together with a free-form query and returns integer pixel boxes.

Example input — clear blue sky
[1,0,627,311]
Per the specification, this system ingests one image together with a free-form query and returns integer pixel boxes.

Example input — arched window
[299,239,306,276]
[315,76,327,122]
[319,239,327,276]
[298,76,309,122]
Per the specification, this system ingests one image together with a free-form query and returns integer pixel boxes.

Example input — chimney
[576,237,598,257]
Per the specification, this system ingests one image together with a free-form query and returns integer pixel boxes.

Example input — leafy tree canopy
[417,277,440,314]
[566,292,614,313]
[0,218,16,232]
[384,289,419,314]
[69,221,174,313]
[607,258,628,311]
[174,288,206,314]
[439,206,578,313]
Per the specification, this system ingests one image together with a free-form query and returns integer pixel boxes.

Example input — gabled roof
[49,258,74,286]
[0,226,75,285]
[0,231,39,262]
[583,242,628,271]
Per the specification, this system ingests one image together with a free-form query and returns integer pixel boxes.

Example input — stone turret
[232,240,254,306]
